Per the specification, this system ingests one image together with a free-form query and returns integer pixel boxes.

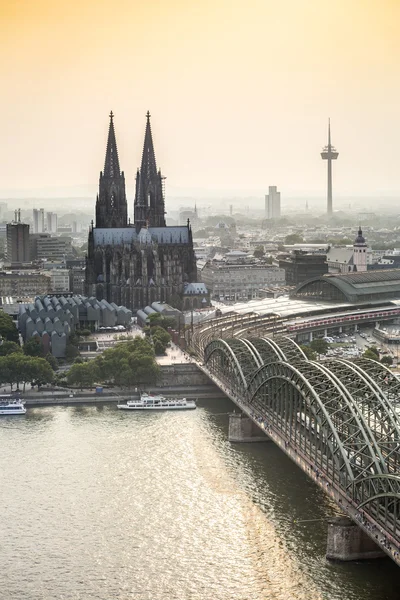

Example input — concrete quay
[24,385,226,407]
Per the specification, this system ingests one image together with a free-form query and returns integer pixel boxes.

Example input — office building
[46,212,58,233]
[33,208,45,233]
[265,186,281,219]
[6,211,30,265]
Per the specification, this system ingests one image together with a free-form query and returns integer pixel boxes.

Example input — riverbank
[23,384,226,406]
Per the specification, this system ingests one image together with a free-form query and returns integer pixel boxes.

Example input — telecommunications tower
[321,119,339,216]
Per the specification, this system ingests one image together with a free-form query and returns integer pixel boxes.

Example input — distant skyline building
[33,208,45,233]
[7,210,30,264]
[265,186,281,219]
[321,119,339,216]
[46,211,58,233]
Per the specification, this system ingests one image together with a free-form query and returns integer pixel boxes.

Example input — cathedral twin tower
[85,112,197,310]
[96,111,166,230]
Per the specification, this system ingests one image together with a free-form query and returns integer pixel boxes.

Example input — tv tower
[321,119,339,216]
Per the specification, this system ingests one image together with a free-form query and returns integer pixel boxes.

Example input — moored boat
[117,392,196,411]
[0,395,27,415]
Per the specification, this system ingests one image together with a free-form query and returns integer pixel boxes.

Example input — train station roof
[293,269,400,303]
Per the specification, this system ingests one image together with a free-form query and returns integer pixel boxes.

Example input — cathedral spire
[95,112,127,228]
[104,111,121,178]
[134,111,166,230]
[140,111,158,181]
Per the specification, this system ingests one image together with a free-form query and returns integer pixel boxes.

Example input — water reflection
[0,401,398,600]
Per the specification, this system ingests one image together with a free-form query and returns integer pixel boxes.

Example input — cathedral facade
[85,112,197,310]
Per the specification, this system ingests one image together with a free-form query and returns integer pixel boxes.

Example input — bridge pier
[228,413,269,443]
[326,517,385,561]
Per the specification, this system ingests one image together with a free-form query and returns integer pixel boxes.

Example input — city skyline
[1,0,400,199]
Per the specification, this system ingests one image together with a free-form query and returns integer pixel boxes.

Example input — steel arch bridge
[203,335,400,562]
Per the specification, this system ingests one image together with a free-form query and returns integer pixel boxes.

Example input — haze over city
[1,0,400,207]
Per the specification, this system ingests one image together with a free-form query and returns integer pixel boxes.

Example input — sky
[1,0,400,200]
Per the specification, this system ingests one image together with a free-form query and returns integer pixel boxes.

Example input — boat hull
[117,404,196,411]
[0,409,27,415]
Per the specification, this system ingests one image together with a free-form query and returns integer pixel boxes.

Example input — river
[0,398,398,600]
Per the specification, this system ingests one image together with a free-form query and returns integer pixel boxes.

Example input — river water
[1,398,398,600]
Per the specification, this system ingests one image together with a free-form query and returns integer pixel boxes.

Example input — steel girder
[354,357,400,403]
[353,474,400,537]
[246,360,359,485]
[273,335,308,363]
[313,361,386,477]
[204,338,259,391]
[324,359,400,475]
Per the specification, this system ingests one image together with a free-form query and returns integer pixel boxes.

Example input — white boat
[0,395,27,415]
[117,392,196,411]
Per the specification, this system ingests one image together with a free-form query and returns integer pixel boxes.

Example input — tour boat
[117,392,196,411]
[0,396,27,415]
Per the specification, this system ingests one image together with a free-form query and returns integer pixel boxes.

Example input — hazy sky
[1,0,399,198]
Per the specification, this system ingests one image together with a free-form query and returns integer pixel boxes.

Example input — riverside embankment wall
[24,363,225,406]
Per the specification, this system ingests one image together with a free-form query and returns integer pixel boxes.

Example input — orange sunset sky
[1,0,399,198]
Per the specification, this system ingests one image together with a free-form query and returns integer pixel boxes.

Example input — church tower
[95,112,128,228]
[353,226,367,272]
[134,111,166,230]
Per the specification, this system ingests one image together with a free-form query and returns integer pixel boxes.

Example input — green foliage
[299,345,317,361]
[44,353,59,371]
[92,337,160,388]
[381,355,393,366]
[363,347,379,361]
[0,341,22,356]
[23,337,44,357]
[149,325,171,355]
[0,312,19,343]
[310,339,329,355]
[67,362,99,388]
[0,355,53,389]
[284,233,304,245]
[79,329,92,338]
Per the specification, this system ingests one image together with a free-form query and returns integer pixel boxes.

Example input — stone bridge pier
[326,517,385,561]
[228,412,270,443]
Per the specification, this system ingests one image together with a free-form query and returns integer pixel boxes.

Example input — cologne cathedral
[85,112,197,310]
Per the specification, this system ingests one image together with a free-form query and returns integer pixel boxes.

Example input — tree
[0,312,19,343]
[0,341,22,356]
[310,339,329,355]
[45,353,58,371]
[363,348,379,361]
[150,326,171,355]
[381,355,393,366]
[300,345,317,361]
[67,362,99,388]
[285,233,304,245]
[79,329,92,338]
[23,337,44,357]
[93,337,160,388]
[0,355,53,390]
[253,245,265,259]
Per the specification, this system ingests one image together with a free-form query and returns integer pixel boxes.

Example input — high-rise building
[46,212,58,233]
[6,210,30,265]
[321,119,339,216]
[265,186,281,219]
[33,208,45,233]
[85,111,197,310]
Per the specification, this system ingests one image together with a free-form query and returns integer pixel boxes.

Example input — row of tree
[0,354,54,390]
[66,337,160,389]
